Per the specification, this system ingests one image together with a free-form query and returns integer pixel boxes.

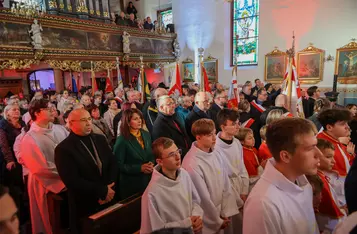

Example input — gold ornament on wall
[0,59,36,70]
[335,38,357,84]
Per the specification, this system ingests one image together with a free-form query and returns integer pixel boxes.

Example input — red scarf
[250,100,266,113]
[243,146,260,176]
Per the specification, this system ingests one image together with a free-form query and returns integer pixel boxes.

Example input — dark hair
[29,98,49,121]
[107,98,116,105]
[264,83,272,91]
[60,89,70,95]
[120,108,145,139]
[214,89,225,99]
[63,109,73,123]
[307,86,318,97]
[217,109,239,128]
[346,104,357,110]
[85,104,98,116]
[152,137,175,159]
[188,89,197,97]
[191,118,215,138]
[254,79,260,83]
[306,174,324,194]
[182,84,189,89]
[316,138,335,151]
[0,185,9,198]
[257,88,266,96]
[317,109,352,129]
[266,118,315,161]
[121,102,135,112]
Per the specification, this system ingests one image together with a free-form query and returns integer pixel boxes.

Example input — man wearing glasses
[140,137,203,234]
[55,109,117,234]
[20,99,69,234]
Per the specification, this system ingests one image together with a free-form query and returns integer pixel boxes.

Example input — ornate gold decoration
[182,57,194,63]
[264,47,287,83]
[34,50,44,60]
[68,5,72,11]
[96,10,100,16]
[205,54,217,61]
[49,0,58,8]
[77,5,88,13]
[123,54,130,61]
[103,12,109,17]
[90,10,94,15]
[45,60,120,72]
[335,39,357,84]
[0,59,36,70]
[59,3,65,9]
[297,43,325,84]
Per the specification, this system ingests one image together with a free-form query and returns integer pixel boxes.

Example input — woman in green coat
[113,108,154,200]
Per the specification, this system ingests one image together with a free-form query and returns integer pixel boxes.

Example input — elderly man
[152,95,191,157]
[127,13,138,27]
[127,90,143,110]
[114,87,125,108]
[209,89,228,131]
[185,92,211,142]
[142,88,168,133]
[55,109,117,234]
[80,94,92,108]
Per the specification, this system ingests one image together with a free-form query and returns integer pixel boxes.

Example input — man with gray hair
[143,87,168,133]
[260,94,289,126]
[152,95,191,157]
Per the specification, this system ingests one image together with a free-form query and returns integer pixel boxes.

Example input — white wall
[174,0,357,89]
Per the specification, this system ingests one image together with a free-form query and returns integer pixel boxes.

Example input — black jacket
[142,101,158,134]
[345,153,357,214]
[185,105,210,142]
[55,133,118,233]
[303,97,315,118]
[208,103,223,132]
[152,113,191,157]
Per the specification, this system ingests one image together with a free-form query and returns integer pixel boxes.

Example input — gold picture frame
[182,57,195,82]
[335,39,357,84]
[297,43,324,84]
[264,47,287,83]
[203,55,218,83]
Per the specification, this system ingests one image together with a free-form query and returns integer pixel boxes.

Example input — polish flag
[168,63,182,96]
[202,65,211,92]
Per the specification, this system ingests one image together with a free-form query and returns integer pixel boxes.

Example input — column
[54,69,64,92]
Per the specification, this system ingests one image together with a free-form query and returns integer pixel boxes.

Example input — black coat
[142,101,158,134]
[152,113,191,157]
[208,103,223,132]
[185,105,210,142]
[345,153,357,214]
[303,97,315,118]
[55,132,118,233]
[249,102,264,148]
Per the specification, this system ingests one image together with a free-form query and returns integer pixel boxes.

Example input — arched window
[232,0,260,66]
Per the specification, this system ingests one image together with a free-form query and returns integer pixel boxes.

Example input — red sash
[317,132,351,177]
[243,146,260,176]
[250,100,266,113]
[283,112,294,117]
[317,171,345,219]
[241,118,255,128]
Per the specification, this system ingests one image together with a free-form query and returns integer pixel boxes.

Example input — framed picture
[264,47,287,83]
[182,58,195,81]
[335,39,357,84]
[297,44,324,84]
[203,56,218,82]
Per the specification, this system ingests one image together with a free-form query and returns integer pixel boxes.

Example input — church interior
[0,0,357,233]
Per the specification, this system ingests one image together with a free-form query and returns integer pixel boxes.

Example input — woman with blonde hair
[265,109,284,125]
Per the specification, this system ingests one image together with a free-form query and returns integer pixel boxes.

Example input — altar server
[317,109,353,204]
[315,139,347,233]
[243,118,320,234]
[182,119,238,234]
[140,137,203,234]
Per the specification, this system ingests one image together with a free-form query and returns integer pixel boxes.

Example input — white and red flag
[168,63,182,96]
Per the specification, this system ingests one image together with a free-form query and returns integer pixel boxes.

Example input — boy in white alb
[182,119,239,234]
[140,137,203,234]
[214,109,249,234]
[243,118,320,234]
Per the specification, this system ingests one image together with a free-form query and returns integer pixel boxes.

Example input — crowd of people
[0,78,356,234]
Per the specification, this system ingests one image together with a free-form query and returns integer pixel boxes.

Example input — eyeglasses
[162,149,182,159]
[71,117,92,123]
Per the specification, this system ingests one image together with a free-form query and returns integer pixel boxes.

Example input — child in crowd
[306,174,324,214]
[236,128,263,191]
[315,139,347,233]
[258,125,271,168]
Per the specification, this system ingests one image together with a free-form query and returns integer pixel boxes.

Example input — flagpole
[139,56,144,103]
[69,70,72,91]
[198,48,204,92]
[116,57,122,89]
[286,31,295,113]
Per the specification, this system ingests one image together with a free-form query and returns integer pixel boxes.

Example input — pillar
[54,69,64,92]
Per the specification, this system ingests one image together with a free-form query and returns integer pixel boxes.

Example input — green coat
[113,129,154,200]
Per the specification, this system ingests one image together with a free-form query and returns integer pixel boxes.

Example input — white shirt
[243,159,319,234]
[140,165,203,233]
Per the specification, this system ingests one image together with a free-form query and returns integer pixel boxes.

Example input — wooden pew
[81,194,142,234]
[47,191,69,234]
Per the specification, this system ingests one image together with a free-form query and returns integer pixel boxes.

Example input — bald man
[259,94,289,126]
[55,109,117,234]
[185,92,211,141]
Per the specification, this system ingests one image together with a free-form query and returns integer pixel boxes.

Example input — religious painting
[41,27,87,49]
[182,58,194,81]
[335,40,357,84]
[88,32,122,51]
[203,57,218,82]
[0,22,31,46]
[297,44,324,84]
[231,0,260,66]
[264,48,286,83]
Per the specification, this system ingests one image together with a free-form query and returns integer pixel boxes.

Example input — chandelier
[11,0,44,18]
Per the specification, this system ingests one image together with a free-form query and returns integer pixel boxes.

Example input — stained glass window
[232,0,260,66]
[160,9,173,28]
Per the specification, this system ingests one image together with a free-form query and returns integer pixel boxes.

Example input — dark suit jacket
[249,102,264,148]
[185,105,210,142]
[152,112,191,157]
[142,101,158,134]
[208,103,223,132]
[345,154,357,215]
[303,97,315,118]
[113,130,154,200]
[55,132,117,233]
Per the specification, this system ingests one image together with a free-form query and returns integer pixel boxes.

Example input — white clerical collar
[262,159,310,194]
